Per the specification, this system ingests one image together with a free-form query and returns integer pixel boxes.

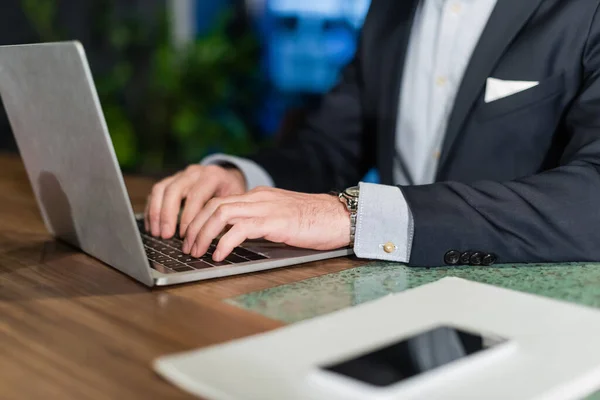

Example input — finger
[187,202,268,256]
[183,189,273,246]
[180,166,259,237]
[187,202,270,257]
[148,176,176,236]
[182,194,248,252]
[159,173,199,239]
[179,178,219,238]
[213,218,273,261]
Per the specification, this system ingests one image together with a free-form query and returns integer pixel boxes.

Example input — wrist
[223,166,247,192]
[329,202,351,249]
[335,199,352,247]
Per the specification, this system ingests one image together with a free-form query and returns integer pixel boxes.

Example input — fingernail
[182,241,189,254]
[191,244,197,256]
[213,250,222,262]
[161,224,170,237]
[151,222,159,237]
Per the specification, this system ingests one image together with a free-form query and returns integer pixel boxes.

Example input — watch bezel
[339,186,360,213]
[343,186,360,198]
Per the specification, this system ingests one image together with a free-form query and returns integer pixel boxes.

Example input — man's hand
[145,165,246,239]
[181,187,351,262]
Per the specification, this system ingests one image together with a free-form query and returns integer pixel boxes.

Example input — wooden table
[0,154,366,399]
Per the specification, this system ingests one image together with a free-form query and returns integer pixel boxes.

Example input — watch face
[345,186,360,198]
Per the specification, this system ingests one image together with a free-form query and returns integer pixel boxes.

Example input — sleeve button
[459,251,472,265]
[470,252,483,266]
[482,253,497,266]
[444,250,461,265]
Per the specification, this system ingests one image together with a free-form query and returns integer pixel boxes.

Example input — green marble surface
[227,262,600,324]
[227,262,600,398]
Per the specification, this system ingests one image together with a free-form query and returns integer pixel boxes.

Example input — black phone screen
[321,326,506,387]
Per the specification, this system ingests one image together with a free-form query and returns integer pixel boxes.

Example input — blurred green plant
[21,0,261,173]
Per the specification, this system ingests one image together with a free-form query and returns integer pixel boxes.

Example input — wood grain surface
[0,153,365,399]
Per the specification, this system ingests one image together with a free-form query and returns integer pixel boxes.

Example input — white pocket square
[485,77,539,103]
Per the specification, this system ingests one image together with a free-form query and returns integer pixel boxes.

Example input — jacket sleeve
[402,12,600,266]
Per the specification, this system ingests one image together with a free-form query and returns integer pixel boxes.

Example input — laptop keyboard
[136,220,268,274]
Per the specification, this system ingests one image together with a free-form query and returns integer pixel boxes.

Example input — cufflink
[382,242,397,254]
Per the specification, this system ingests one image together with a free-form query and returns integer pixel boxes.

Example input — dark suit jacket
[249,0,600,266]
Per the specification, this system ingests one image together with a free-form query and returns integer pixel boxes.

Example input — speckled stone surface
[227,262,600,398]
[227,262,600,324]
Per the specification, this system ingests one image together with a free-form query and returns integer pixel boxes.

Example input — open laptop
[0,41,352,286]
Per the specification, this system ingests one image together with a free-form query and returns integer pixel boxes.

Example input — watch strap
[338,187,359,246]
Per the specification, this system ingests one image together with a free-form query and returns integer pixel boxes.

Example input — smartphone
[310,325,515,399]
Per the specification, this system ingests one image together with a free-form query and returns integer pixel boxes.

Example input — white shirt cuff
[201,154,275,190]
[353,182,414,263]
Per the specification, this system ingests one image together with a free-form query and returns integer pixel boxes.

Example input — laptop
[0,41,352,286]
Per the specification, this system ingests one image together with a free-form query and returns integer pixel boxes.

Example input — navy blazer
[250,0,600,266]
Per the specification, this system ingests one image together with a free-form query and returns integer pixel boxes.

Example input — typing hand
[145,165,246,239]
[180,187,351,262]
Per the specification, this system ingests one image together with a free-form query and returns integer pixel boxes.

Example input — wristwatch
[338,186,360,245]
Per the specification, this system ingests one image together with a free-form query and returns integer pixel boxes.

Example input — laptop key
[188,260,213,269]
[172,265,193,272]
[205,259,233,267]
[225,254,249,264]
[176,255,196,263]
[206,244,217,254]
[163,260,183,268]
[166,239,183,247]
[199,255,231,266]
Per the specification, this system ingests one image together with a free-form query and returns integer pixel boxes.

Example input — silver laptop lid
[0,41,154,286]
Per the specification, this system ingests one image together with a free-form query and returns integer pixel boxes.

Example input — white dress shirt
[202,0,497,263]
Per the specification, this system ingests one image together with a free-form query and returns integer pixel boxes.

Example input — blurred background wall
[0,0,377,181]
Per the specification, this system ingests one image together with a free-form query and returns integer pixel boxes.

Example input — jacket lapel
[436,0,545,175]
[378,0,419,185]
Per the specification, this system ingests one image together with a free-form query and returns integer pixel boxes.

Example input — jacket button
[470,252,483,266]
[482,253,497,266]
[444,250,461,265]
[459,251,472,265]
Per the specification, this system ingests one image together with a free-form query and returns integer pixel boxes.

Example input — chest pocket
[476,72,565,121]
